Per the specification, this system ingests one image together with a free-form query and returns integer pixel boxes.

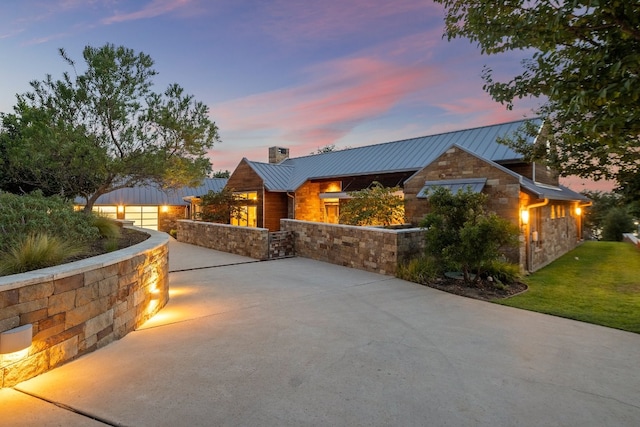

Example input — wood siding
[225,160,266,228]
[264,191,288,231]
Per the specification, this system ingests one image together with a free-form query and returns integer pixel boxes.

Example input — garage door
[124,206,159,230]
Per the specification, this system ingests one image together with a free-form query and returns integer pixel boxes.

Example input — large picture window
[232,192,258,227]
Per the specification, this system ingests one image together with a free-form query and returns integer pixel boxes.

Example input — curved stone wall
[0,228,169,388]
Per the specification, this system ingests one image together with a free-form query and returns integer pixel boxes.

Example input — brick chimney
[269,146,289,164]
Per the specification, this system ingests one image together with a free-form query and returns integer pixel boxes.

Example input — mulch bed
[66,228,150,262]
[423,276,528,301]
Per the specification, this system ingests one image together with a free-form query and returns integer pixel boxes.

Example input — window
[92,206,117,219]
[232,192,258,227]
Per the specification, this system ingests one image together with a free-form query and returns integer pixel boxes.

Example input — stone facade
[403,146,582,272]
[159,205,187,233]
[525,202,581,271]
[0,229,169,388]
[177,220,270,260]
[294,181,342,223]
[280,220,424,276]
[404,146,521,227]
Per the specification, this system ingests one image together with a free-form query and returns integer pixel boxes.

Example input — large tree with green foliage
[0,43,219,211]
[435,0,640,184]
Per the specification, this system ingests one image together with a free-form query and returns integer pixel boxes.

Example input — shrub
[482,259,521,285]
[198,187,244,223]
[92,215,121,239]
[0,233,84,275]
[397,256,442,284]
[103,238,120,253]
[0,191,99,252]
[420,187,519,284]
[339,182,405,226]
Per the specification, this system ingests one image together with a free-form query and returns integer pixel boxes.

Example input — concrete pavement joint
[168,256,296,273]
[168,259,264,273]
[13,387,128,427]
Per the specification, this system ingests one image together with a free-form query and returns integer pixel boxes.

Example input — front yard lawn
[496,241,640,334]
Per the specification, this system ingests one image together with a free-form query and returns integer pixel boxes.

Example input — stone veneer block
[53,274,84,294]
[18,282,54,303]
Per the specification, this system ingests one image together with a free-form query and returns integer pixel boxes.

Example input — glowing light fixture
[0,324,33,354]
[520,209,529,225]
[117,205,125,214]
[575,207,582,216]
[161,205,169,213]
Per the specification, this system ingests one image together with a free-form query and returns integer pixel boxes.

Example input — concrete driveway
[1,240,639,426]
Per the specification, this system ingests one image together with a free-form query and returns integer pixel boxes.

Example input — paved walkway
[1,240,639,426]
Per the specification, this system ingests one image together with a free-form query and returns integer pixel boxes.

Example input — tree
[601,207,634,241]
[419,187,519,284]
[211,170,231,178]
[435,1,640,184]
[582,191,621,239]
[0,43,219,211]
[198,187,243,224]
[310,144,351,155]
[0,105,106,197]
[339,182,404,226]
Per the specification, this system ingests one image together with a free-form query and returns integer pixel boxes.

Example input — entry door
[325,203,339,224]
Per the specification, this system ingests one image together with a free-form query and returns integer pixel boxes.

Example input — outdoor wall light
[520,209,529,225]
[117,205,125,213]
[161,205,169,213]
[575,207,582,216]
[0,324,33,354]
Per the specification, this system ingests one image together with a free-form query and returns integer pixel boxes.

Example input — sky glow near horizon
[0,0,614,192]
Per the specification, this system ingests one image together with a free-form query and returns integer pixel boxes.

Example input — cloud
[213,56,444,150]
[102,0,193,24]
[261,0,441,44]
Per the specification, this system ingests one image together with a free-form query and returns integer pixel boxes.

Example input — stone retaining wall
[281,220,424,276]
[177,220,270,259]
[0,228,169,388]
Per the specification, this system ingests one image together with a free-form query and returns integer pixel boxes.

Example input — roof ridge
[287,117,539,161]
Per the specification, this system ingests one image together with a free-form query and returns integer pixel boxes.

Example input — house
[222,118,590,272]
[74,178,228,232]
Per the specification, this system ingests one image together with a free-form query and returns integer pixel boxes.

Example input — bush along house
[217,118,589,272]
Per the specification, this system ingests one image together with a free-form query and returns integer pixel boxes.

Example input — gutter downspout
[523,198,549,273]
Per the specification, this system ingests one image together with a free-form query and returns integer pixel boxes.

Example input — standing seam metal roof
[74,178,229,206]
[247,118,541,191]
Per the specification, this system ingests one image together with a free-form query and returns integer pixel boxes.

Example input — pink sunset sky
[0,0,615,192]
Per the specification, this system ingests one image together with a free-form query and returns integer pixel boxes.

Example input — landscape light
[0,324,33,355]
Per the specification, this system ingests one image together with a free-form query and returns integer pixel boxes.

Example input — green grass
[496,241,640,333]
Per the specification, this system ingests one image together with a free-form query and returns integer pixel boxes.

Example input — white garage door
[124,206,159,230]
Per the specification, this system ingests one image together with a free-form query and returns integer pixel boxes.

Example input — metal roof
[247,118,541,191]
[74,178,228,206]
[246,161,295,192]
[519,179,590,202]
[418,178,487,198]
